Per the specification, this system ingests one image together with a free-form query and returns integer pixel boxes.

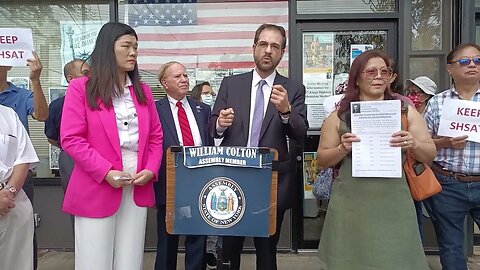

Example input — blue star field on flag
[127,0,197,27]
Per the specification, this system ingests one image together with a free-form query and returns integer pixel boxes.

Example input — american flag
[126,0,288,71]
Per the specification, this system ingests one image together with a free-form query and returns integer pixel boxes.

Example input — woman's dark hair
[337,50,396,124]
[86,22,145,109]
[190,81,211,101]
[389,57,403,94]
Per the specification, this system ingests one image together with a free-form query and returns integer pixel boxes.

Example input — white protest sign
[0,28,34,66]
[438,98,480,143]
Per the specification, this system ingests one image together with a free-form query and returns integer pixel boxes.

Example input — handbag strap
[401,110,416,160]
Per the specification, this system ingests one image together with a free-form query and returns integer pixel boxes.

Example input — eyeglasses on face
[362,67,393,80]
[255,41,282,51]
[449,57,480,66]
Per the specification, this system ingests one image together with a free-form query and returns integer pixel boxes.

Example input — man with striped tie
[154,61,213,270]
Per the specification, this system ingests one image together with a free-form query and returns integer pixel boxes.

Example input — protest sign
[0,28,34,66]
[438,98,480,143]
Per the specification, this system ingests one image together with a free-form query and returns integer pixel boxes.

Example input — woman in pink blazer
[60,22,163,270]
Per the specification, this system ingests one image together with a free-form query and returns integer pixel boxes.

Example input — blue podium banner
[168,147,275,237]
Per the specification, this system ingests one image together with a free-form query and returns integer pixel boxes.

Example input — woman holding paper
[60,22,163,270]
[316,49,435,270]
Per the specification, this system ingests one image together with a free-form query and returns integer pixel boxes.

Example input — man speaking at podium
[154,61,212,270]
[211,24,308,270]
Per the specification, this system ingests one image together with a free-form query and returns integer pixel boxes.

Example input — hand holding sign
[450,135,469,149]
[0,28,34,67]
[438,98,480,143]
[436,135,469,149]
[27,52,42,82]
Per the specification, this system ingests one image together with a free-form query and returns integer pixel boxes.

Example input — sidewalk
[38,249,480,270]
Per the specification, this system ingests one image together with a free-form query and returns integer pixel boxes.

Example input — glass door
[294,21,398,249]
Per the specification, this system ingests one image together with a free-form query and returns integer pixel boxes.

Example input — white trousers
[74,149,148,270]
[0,189,34,270]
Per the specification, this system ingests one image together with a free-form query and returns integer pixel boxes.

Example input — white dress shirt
[0,105,39,183]
[167,95,202,146]
[112,76,139,152]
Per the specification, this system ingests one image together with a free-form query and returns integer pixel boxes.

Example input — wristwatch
[279,105,291,116]
[4,185,17,196]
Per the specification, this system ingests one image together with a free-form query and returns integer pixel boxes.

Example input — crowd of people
[0,20,479,270]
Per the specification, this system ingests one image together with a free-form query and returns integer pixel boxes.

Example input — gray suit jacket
[211,70,308,210]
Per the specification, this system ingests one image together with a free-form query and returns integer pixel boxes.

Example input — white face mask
[201,94,213,106]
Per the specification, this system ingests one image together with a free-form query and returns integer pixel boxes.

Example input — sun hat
[406,76,437,96]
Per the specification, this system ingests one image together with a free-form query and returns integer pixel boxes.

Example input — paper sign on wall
[0,28,34,66]
[350,44,374,66]
[438,98,480,143]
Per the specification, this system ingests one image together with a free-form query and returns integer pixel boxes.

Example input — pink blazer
[60,76,163,218]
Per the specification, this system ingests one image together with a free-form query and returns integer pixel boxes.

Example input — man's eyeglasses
[362,67,393,80]
[449,57,480,66]
[255,41,282,51]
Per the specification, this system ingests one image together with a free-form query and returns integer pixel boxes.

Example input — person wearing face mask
[403,76,437,244]
[189,81,219,269]
[191,81,216,107]
[405,76,437,114]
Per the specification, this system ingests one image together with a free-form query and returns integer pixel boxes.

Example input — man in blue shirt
[0,51,48,270]
[45,59,90,192]
[0,52,48,128]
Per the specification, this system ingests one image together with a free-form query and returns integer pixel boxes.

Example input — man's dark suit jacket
[154,97,213,205]
[211,70,308,211]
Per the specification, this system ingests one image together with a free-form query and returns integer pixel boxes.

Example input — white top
[167,95,202,146]
[247,70,276,147]
[112,76,139,152]
[0,105,39,183]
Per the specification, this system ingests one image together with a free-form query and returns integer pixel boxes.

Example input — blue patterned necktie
[250,80,266,147]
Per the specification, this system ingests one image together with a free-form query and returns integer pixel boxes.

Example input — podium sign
[166,146,277,237]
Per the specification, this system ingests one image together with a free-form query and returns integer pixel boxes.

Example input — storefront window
[0,1,110,177]
[411,0,442,50]
[409,57,440,87]
[297,0,396,15]
[302,30,387,129]
[119,0,289,96]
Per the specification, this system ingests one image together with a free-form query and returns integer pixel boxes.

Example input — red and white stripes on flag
[126,1,288,71]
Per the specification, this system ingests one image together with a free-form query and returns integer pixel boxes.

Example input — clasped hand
[105,169,155,189]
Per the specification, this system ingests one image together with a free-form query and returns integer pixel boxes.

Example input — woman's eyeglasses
[362,67,393,80]
[449,57,480,66]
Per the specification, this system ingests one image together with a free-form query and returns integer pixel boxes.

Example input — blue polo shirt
[44,96,64,144]
[0,82,34,130]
